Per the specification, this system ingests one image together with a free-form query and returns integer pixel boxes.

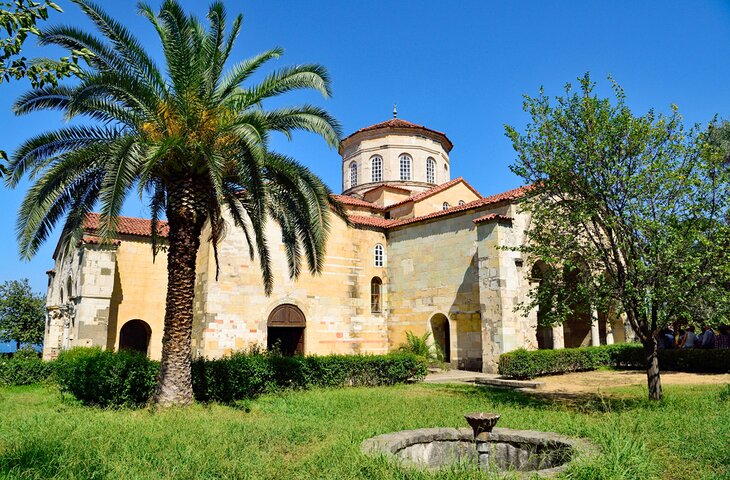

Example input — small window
[399,154,411,181]
[371,277,383,313]
[442,202,450,210]
[426,157,436,184]
[349,162,358,188]
[458,200,465,206]
[371,155,383,183]
[374,243,384,267]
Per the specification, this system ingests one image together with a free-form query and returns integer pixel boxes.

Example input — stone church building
[43,117,631,372]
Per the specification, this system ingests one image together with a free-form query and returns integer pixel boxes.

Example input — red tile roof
[80,235,122,246]
[383,177,481,210]
[349,184,529,230]
[81,185,530,238]
[473,214,513,224]
[361,183,413,196]
[330,194,384,211]
[84,213,169,238]
[341,118,454,152]
[347,215,395,229]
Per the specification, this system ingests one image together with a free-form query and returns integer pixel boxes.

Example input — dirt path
[534,370,730,394]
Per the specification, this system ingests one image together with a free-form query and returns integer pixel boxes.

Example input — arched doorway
[430,314,450,362]
[119,319,151,355]
[267,304,305,356]
[531,262,554,349]
[562,265,592,348]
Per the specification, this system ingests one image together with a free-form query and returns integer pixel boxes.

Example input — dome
[339,118,452,196]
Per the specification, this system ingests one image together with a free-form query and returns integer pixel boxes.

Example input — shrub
[12,346,41,360]
[0,354,55,386]
[397,331,444,365]
[54,347,427,406]
[55,347,159,407]
[192,350,428,403]
[498,344,730,379]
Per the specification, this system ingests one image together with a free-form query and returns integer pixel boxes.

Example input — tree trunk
[151,177,207,407]
[643,337,663,401]
[15,340,20,351]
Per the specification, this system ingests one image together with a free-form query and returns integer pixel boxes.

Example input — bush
[397,331,444,365]
[53,347,427,406]
[192,350,428,403]
[498,344,730,379]
[0,354,55,386]
[55,348,159,407]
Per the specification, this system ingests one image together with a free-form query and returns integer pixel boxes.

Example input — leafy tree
[1,0,89,169]
[6,0,343,406]
[707,119,730,167]
[1,0,85,87]
[505,74,730,400]
[0,278,45,350]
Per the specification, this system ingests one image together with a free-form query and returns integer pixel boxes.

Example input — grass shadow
[432,383,648,414]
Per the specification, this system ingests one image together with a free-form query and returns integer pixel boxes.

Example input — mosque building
[43,115,630,372]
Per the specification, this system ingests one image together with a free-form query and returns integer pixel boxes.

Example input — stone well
[361,427,597,477]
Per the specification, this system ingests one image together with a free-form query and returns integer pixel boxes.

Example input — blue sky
[1,0,730,294]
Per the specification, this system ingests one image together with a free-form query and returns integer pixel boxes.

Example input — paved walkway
[424,368,498,384]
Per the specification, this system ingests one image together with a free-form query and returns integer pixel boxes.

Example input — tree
[505,74,730,401]
[1,0,84,87]
[6,0,343,406]
[1,0,89,171]
[0,278,45,350]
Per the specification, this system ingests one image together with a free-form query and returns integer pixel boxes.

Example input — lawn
[0,382,728,479]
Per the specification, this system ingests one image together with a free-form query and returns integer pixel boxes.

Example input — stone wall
[108,236,168,359]
[192,213,390,358]
[386,211,484,370]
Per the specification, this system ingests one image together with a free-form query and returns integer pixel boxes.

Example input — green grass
[0,383,728,479]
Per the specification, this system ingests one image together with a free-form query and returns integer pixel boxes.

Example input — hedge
[192,351,427,403]
[0,355,55,386]
[498,343,730,379]
[53,347,428,407]
[55,348,159,407]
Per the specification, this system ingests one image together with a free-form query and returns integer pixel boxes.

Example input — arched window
[371,277,383,313]
[426,157,436,184]
[374,243,384,267]
[442,202,450,210]
[399,154,411,181]
[349,162,358,188]
[458,200,465,206]
[371,155,383,183]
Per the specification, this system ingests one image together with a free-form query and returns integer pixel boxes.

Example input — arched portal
[531,262,554,349]
[119,319,151,355]
[430,314,450,362]
[267,304,305,356]
[562,266,592,348]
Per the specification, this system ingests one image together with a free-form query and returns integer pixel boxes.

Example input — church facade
[42,118,631,372]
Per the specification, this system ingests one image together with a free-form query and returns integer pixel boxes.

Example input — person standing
[700,325,716,349]
[681,326,698,349]
[715,325,730,349]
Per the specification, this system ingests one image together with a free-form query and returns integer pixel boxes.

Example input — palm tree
[6,0,343,406]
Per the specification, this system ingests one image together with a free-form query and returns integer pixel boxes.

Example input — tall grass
[0,383,728,479]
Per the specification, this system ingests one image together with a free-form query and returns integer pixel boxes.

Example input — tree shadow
[433,383,647,414]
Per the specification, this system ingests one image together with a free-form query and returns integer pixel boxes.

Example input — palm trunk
[151,177,207,407]
[643,337,663,401]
